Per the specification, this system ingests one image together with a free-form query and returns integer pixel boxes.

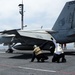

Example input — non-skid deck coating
[0,49,75,75]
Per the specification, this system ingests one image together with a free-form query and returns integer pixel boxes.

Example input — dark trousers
[31,53,48,62]
[36,53,48,62]
[52,53,66,63]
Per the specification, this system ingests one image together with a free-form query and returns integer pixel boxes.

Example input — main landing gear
[6,44,13,53]
[6,49,13,53]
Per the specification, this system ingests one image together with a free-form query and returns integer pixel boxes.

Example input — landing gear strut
[6,49,13,53]
[6,44,13,53]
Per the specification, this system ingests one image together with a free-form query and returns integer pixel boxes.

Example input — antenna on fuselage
[18,0,24,30]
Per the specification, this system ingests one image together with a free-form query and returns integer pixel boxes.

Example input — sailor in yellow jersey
[31,45,48,62]
[33,45,42,56]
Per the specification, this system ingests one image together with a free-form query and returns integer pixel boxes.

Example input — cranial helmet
[34,45,37,48]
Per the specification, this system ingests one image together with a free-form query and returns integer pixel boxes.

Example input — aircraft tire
[50,50,54,54]
[6,49,13,53]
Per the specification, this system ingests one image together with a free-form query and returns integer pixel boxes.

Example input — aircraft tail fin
[52,1,75,31]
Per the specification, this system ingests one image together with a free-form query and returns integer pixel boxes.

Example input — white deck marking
[0,64,56,73]
[18,66,56,73]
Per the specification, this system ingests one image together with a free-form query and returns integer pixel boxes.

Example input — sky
[0,0,73,31]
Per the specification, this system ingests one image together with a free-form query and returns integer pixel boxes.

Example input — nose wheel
[6,49,13,53]
[6,44,13,53]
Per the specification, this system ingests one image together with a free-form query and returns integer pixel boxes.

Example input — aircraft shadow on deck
[10,53,32,59]
[9,52,53,59]
[9,51,75,59]
[64,51,75,56]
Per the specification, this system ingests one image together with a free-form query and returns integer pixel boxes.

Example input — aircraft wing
[0,29,54,45]
[0,29,21,35]
[0,29,56,39]
[17,30,54,41]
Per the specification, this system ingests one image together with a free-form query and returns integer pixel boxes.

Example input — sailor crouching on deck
[31,45,48,62]
[52,44,66,63]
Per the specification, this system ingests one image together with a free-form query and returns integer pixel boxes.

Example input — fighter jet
[0,1,75,53]
[0,29,55,53]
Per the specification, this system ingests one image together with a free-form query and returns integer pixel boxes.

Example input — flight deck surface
[0,49,75,75]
